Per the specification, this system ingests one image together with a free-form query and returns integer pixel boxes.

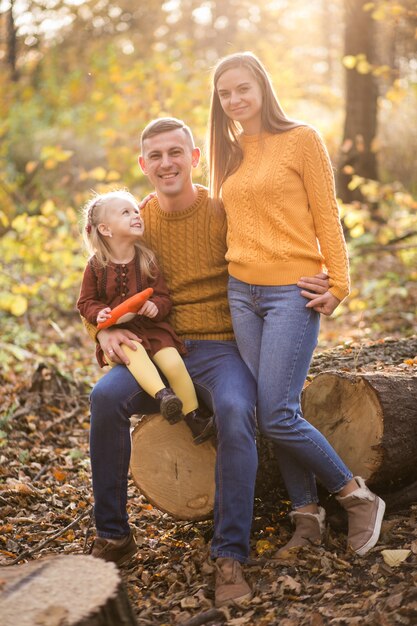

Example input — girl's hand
[97,307,112,324]
[305,291,341,316]
[138,301,158,319]
[139,192,156,210]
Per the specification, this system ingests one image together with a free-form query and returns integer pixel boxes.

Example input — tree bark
[0,555,137,626]
[6,1,19,82]
[337,0,378,203]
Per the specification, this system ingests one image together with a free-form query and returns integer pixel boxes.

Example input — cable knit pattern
[221,126,350,301]
[142,185,234,340]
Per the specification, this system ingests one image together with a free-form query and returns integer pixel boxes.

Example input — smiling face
[139,128,200,198]
[98,196,144,240]
[216,66,263,135]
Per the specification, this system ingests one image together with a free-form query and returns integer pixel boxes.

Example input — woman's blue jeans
[228,277,352,509]
[89,339,257,563]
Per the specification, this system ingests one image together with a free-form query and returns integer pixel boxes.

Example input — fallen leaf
[381,549,411,567]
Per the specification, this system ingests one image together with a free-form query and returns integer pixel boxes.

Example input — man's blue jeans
[228,277,352,509]
[89,339,257,563]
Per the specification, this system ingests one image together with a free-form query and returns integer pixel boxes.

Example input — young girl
[77,189,213,445]
[208,52,385,557]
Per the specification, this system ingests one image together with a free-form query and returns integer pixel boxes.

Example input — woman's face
[216,66,263,134]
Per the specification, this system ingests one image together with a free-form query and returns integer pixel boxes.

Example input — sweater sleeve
[147,264,173,322]
[76,262,108,325]
[300,127,350,302]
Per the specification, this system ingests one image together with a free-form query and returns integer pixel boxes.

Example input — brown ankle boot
[272,507,325,560]
[90,530,137,566]
[336,476,385,556]
[214,558,252,608]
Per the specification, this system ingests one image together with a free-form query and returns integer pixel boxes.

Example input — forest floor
[1,334,417,625]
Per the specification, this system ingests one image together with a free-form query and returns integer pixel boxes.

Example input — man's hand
[297,272,340,315]
[297,272,329,297]
[139,192,156,210]
[97,328,140,365]
[304,291,340,316]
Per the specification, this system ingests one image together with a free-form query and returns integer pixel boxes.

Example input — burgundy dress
[77,253,186,367]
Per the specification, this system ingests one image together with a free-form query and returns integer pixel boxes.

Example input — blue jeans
[89,339,257,563]
[228,277,352,509]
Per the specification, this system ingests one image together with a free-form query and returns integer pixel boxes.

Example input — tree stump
[0,555,137,626]
[301,372,417,487]
[130,414,216,520]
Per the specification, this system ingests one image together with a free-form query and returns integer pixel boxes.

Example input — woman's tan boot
[336,476,385,556]
[272,507,326,560]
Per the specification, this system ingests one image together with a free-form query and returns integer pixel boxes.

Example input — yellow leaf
[363,2,375,10]
[107,170,121,181]
[357,60,372,74]
[256,539,274,555]
[342,55,357,70]
[11,213,29,232]
[348,176,364,191]
[88,166,107,181]
[0,210,9,227]
[390,5,405,17]
[95,110,107,122]
[10,295,28,317]
[350,224,365,238]
[41,199,56,216]
[372,7,386,20]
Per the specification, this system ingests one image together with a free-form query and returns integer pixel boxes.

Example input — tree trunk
[129,371,417,519]
[6,1,19,82]
[301,372,417,487]
[0,555,137,626]
[130,414,216,520]
[337,0,378,203]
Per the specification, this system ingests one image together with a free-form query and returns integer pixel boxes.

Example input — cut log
[0,555,137,626]
[130,414,216,520]
[301,372,417,487]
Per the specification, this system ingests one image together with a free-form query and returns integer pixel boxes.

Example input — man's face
[139,129,200,197]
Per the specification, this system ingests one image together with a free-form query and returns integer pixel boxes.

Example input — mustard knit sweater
[142,186,233,340]
[222,126,350,302]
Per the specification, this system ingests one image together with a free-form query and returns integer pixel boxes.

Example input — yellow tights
[121,342,198,415]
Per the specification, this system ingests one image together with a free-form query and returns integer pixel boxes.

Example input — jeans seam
[282,308,314,504]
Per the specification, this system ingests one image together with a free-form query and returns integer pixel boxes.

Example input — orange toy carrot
[97,287,154,330]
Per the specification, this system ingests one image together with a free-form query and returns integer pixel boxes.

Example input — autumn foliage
[0,0,416,380]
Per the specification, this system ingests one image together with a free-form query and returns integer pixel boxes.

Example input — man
[85,117,331,607]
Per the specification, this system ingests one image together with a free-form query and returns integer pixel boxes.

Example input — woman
[208,51,385,558]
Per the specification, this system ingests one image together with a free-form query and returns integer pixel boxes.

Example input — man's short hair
[140,118,195,152]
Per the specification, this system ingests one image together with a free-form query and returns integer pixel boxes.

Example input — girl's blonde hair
[81,189,156,278]
[208,51,303,201]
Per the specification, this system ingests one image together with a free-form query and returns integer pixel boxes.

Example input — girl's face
[99,197,144,240]
[216,66,263,134]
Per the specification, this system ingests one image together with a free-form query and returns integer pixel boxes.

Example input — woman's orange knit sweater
[221,125,350,302]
